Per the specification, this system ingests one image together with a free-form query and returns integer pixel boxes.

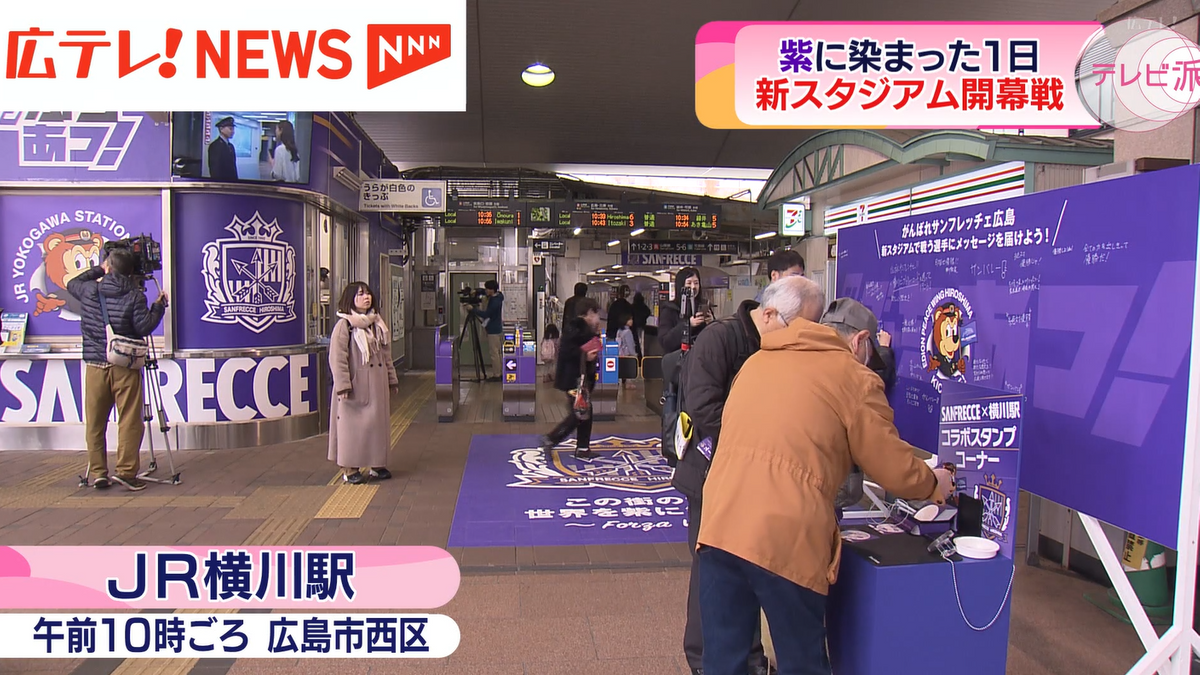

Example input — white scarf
[337,311,390,365]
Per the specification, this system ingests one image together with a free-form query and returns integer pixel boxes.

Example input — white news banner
[0,613,459,659]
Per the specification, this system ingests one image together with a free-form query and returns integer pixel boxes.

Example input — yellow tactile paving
[313,483,379,519]
[48,495,138,508]
[26,460,86,489]
[222,486,335,520]
[0,487,75,509]
[241,515,312,547]
[210,496,247,509]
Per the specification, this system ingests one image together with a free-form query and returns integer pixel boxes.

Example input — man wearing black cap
[207,116,239,181]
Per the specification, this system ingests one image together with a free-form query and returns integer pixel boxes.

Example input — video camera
[103,234,162,278]
[458,286,486,306]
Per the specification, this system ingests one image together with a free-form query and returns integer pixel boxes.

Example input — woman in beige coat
[328,282,398,484]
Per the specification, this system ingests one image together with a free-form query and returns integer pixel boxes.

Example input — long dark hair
[337,282,377,315]
[277,120,300,162]
[674,267,701,305]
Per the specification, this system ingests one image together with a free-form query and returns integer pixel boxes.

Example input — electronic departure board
[559,201,719,230]
[442,199,524,227]
[641,203,719,230]
[442,199,719,229]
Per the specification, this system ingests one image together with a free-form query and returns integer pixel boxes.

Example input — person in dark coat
[605,284,633,340]
[68,248,167,492]
[676,276,821,675]
[658,267,710,354]
[562,282,588,326]
[207,116,239,181]
[539,297,603,462]
[630,292,651,357]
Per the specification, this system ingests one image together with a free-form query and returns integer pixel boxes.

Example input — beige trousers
[84,364,144,481]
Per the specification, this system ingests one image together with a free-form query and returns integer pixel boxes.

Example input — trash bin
[1087,539,1173,625]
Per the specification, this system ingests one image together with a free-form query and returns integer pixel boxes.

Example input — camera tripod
[79,278,181,489]
[456,310,489,383]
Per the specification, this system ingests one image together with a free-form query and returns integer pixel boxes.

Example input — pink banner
[0,546,459,609]
[696,22,1104,129]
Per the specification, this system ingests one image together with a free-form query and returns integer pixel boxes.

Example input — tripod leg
[147,369,178,478]
[472,319,487,381]
[140,368,158,473]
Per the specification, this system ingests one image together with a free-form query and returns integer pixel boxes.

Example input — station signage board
[359,180,447,213]
[531,240,566,255]
[623,252,702,267]
[628,240,739,255]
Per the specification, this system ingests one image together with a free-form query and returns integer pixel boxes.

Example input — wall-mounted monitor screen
[171,112,313,185]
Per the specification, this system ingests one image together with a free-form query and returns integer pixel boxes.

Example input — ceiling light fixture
[754,231,777,240]
[522,63,555,87]
[598,268,606,273]
[607,240,620,247]
[572,227,582,235]
[630,228,645,237]
[612,264,623,269]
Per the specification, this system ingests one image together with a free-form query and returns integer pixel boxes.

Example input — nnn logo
[367,24,452,89]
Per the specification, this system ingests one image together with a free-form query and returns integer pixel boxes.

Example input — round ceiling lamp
[522,63,555,87]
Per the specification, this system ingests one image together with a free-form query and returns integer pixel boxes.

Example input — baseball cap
[821,297,881,355]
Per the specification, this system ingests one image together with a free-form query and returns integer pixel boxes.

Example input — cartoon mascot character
[33,229,104,318]
[927,302,968,378]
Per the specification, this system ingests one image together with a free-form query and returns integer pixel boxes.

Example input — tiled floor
[0,373,1158,674]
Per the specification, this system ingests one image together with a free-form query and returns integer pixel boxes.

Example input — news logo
[367,24,452,90]
[0,1,467,110]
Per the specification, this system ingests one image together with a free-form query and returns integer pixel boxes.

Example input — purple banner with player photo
[836,164,1200,548]
[0,112,170,182]
[937,381,1024,561]
[448,434,689,547]
[172,192,306,351]
[0,193,164,337]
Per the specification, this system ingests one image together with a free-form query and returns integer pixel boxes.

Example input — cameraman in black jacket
[69,247,167,492]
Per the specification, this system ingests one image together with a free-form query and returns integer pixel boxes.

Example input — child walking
[540,324,559,382]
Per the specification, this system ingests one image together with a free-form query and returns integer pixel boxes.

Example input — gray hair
[826,322,859,340]
[760,275,826,323]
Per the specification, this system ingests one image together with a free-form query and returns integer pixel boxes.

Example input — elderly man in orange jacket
[696,292,953,675]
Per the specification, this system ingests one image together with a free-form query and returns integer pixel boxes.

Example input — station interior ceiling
[353,0,1119,172]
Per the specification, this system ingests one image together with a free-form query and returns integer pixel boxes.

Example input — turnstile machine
[501,327,537,421]
[434,325,458,422]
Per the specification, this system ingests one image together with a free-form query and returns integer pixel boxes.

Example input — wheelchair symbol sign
[422,188,443,209]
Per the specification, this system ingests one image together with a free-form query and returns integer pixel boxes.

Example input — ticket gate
[591,340,620,421]
[434,325,458,422]
[501,328,537,422]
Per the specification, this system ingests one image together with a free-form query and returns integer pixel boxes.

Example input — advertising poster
[173,192,306,350]
[0,353,319,425]
[937,381,1024,560]
[836,165,1200,547]
[0,111,170,182]
[0,193,165,338]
